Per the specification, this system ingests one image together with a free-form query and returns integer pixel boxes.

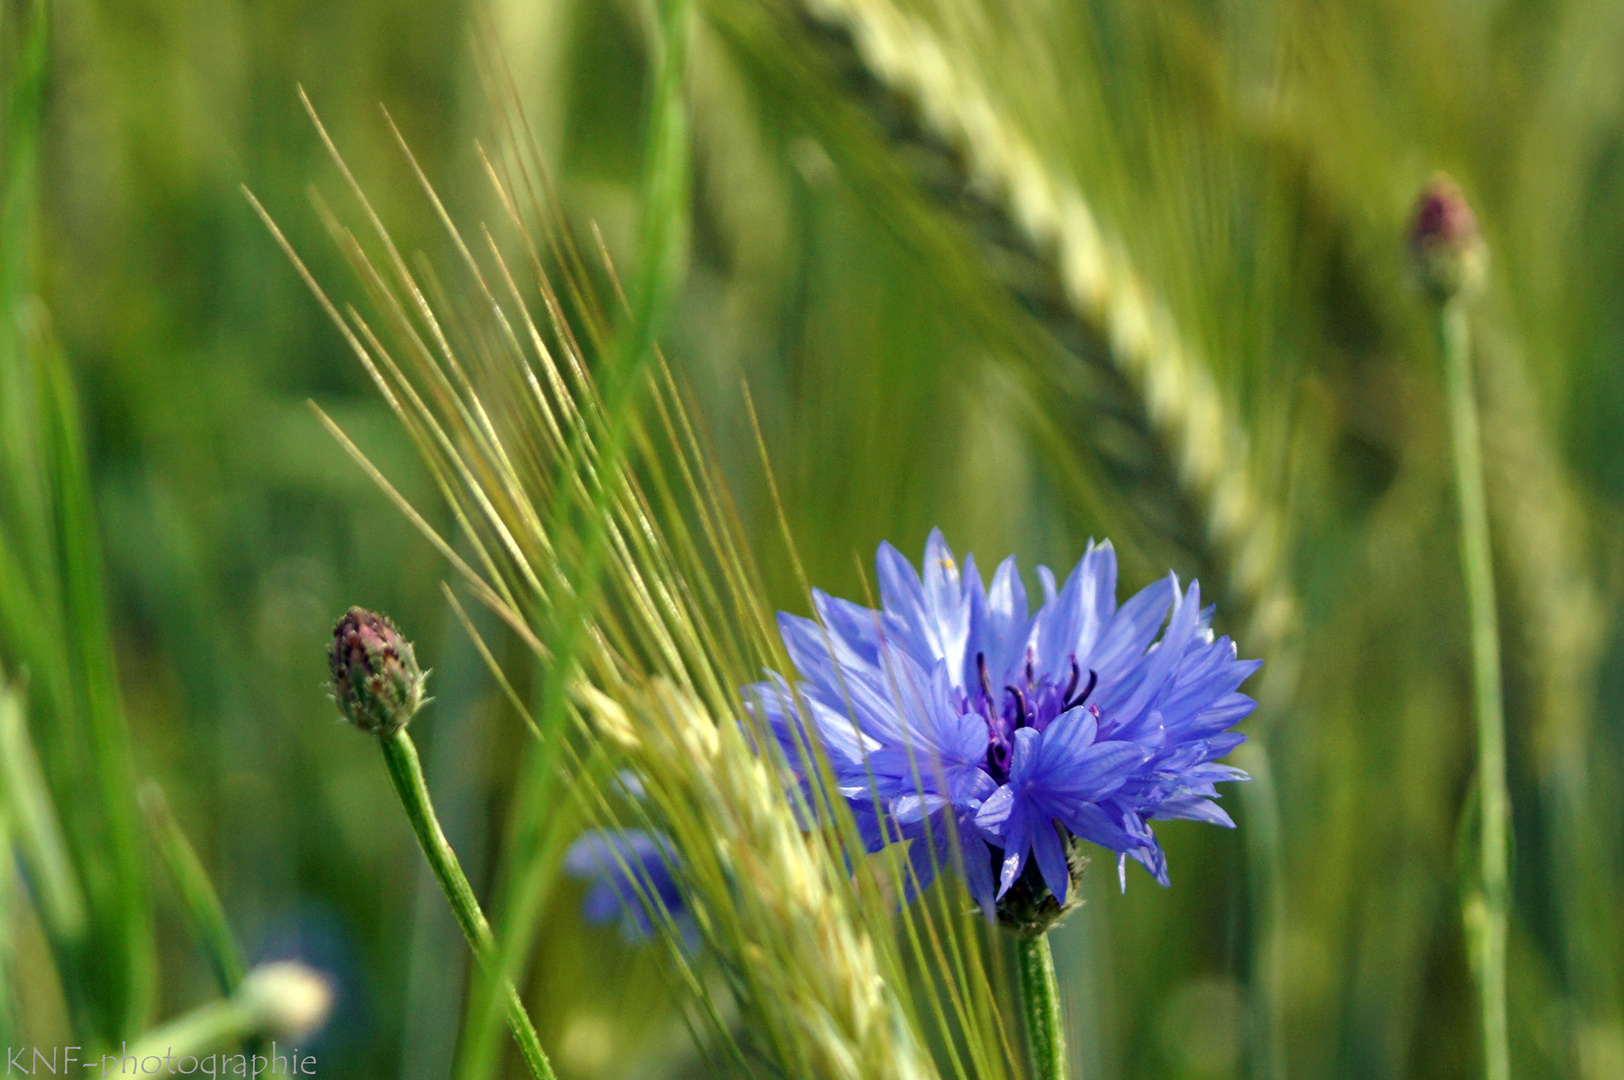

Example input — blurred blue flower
[564,829,692,946]
[745,530,1258,921]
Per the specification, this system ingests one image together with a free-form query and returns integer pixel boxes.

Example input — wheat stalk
[578,676,939,1080]
[792,0,1296,664]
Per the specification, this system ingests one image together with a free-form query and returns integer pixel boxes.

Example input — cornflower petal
[1150,796,1237,828]
[978,555,1031,683]
[1029,541,1116,680]
[1030,815,1072,904]
[997,797,1032,897]
[1036,565,1059,604]
[921,530,974,691]
[877,540,936,666]
[811,589,885,669]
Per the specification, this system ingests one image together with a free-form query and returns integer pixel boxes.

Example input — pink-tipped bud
[329,607,426,735]
[1408,174,1487,301]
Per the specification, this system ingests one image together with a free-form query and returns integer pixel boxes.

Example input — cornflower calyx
[329,607,427,735]
[995,837,1090,937]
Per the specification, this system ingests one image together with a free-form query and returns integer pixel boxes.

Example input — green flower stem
[1439,299,1509,1080]
[1016,932,1067,1080]
[126,998,255,1067]
[378,729,557,1080]
[125,960,330,1072]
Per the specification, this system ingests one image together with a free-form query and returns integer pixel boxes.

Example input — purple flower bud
[329,607,426,735]
[1409,174,1487,301]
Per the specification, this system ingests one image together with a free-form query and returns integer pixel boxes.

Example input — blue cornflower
[564,829,693,946]
[746,530,1258,928]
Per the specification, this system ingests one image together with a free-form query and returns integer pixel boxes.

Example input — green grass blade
[0,678,88,954]
[0,0,155,1044]
[460,6,693,1077]
[138,782,248,996]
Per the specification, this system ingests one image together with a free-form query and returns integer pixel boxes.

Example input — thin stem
[378,729,557,1080]
[125,999,253,1069]
[1440,299,1509,1080]
[1016,932,1067,1080]
[1234,740,1286,1080]
[124,961,327,1073]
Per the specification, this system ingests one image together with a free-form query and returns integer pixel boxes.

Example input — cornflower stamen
[1005,685,1030,730]
[1062,669,1099,713]
[977,651,995,707]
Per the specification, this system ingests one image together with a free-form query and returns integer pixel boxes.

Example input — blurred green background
[4,0,1624,1077]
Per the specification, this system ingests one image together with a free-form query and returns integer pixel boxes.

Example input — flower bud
[329,607,426,735]
[236,961,335,1042]
[1408,174,1487,302]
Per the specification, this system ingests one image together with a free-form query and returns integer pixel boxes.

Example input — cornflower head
[329,607,428,735]
[564,773,696,946]
[564,828,695,947]
[1409,174,1487,303]
[750,530,1258,933]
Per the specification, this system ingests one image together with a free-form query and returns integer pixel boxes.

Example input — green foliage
[1,0,154,1046]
